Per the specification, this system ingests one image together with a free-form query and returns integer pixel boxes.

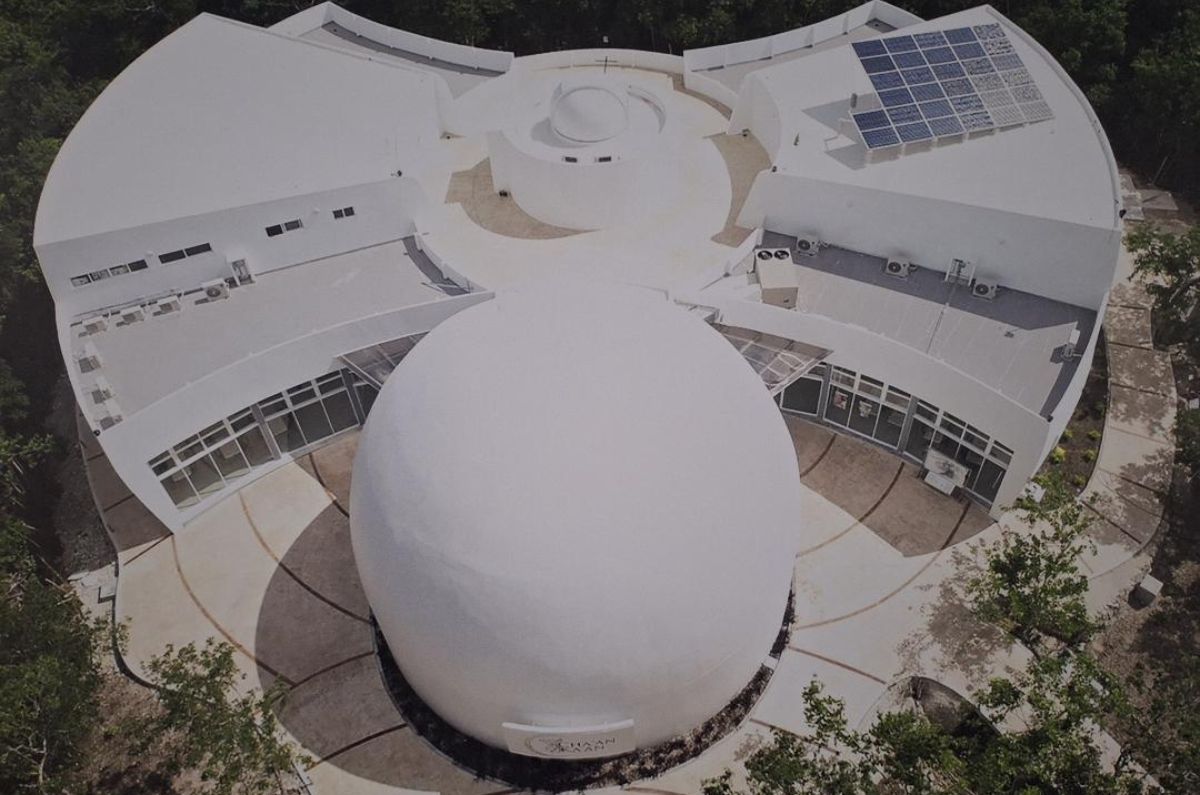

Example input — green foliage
[705,671,1148,795]
[0,436,103,794]
[1178,408,1200,480]
[1088,429,1103,442]
[1050,446,1068,464]
[128,639,306,795]
[1122,651,1200,792]
[1083,448,1098,463]
[1062,429,1076,442]
[968,472,1096,648]
[1127,225,1200,358]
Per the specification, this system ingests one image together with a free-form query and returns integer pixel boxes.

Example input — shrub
[1087,429,1102,442]
[1082,449,1097,463]
[1049,446,1067,464]
[1061,429,1075,442]
[1072,474,1088,487]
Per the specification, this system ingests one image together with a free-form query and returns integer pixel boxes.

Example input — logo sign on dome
[502,719,635,759]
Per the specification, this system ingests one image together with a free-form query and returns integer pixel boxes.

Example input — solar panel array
[850,23,1054,151]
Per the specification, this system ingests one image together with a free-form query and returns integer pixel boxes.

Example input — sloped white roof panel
[36,14,441,245]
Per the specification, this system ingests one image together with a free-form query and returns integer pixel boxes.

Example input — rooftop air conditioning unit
[82,316,108,336]
[201,279,229,302]
[972,279,999,300]
[76,346,101,373]
[151,296,181,316]
[120,306,144,325]
[90,377,113,405]
[884,260,913,279]
[795,236,820,257]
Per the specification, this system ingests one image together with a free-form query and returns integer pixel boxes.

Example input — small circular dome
[350,282,803,756]
[551,84,629,143]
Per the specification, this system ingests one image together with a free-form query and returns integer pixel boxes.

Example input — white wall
[710,297,1052,512]
[737,172,1121,310]
[38,178,433,318]
[487,131,680,231]
[94,291,492,530]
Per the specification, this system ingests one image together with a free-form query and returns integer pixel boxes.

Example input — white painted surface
[351,282,805,750]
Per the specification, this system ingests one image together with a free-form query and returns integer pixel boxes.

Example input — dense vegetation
[1,0,1198,792]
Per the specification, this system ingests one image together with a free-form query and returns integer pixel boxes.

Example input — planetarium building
[36,0,1120,761]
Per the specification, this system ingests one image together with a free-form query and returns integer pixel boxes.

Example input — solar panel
[883,35,918,52]
[919,99,954,119]
[943,27,977,45]
[852,110,890,130]
[901,66,936,85]
[896,121,933,143]
[861,55,895,73]
[989,105,1025,127]
[980,89,1015,108]
[927,115,964,136]
[892,51,927,68]
[879,87,915,107]
[850,21,1054,153]
[886,104,923,125]
[861,126,901,149]
[931,62,966,80]
[1019,100,1053,122]
[909,82,946,102]
[852,40,888,57]
[869,71,906,90]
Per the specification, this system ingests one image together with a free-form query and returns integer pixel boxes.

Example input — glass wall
[149,369,380,509]
[778,363,1012,506]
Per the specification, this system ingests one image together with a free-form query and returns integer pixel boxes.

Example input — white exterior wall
[38,178,431,318]
[715,298,1051,512]
[93,292,492,530]
[737,172,1121,310]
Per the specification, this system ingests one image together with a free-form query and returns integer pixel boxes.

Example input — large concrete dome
[350,282,803,758]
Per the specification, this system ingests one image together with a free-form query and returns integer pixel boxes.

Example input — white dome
[350,282,803,756]
[550,83,628,143]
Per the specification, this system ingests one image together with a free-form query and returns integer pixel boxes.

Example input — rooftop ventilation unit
[756,254,799,310]
[884,260,913,279]
[119,306,144,325]
[971,279,999,300]
[945,258,975,285]
[201,279,229,302]
[795,236,820,257]
[1061,324,1082,359]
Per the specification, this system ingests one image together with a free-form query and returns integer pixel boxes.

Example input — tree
[704,663,1149,795]
[1177,408,1200,486]
[0,430,103,794]
[967,472,1097,650]
[127,639,306,795]
[1127,224,1200,360]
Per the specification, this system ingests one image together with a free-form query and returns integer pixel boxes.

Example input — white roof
[350,282,804,750]
[35,14,441,246]
[72,240,448,418]
[753,7,1118,230]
